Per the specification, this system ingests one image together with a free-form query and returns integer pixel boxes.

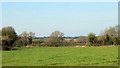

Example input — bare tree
[28,32,35,44]
[19,31,28,46]
[49,30,64,47]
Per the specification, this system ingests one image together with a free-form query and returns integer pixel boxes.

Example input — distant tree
[2,26,17,50]
[13,36,25,47]
[101,25,118,45]
[20,31,28,37]
[103,34,110,45]
[104,26,118,37]
[86,32,96,47]
[28,32,35,44]
[96,36,104,46]
[49,30,64,47]
[111,36,118,45]
[19,31,28,46]
[77,36,86,43]
[19,31,35,46]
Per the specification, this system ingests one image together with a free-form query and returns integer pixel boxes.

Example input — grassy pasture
[2,47,118,66]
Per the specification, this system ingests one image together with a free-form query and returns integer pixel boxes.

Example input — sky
[2,2,118,37]
[0,0,119,2]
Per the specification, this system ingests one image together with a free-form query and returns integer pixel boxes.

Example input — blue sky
[2,2,118,37]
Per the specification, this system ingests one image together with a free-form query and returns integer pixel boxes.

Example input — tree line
[0,25,119,50]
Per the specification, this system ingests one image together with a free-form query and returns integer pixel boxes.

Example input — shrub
[2,26,17,50]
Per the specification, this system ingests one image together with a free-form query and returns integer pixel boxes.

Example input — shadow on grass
[50,63,63,65]
[2,47,21,51]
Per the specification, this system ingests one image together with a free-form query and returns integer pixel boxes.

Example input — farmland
[2,46,118,66]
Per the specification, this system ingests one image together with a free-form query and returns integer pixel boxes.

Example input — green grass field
[2,47,118,66]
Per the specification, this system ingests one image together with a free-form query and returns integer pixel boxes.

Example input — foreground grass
[2,47,118,66]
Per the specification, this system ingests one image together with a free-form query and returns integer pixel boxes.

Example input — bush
[13,37,28,47]
[2,26,17,50]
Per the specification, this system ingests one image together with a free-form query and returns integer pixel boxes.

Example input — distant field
[2,47,118,66]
